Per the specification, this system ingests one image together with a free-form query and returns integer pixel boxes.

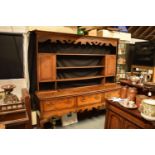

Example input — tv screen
[0,33,23,79]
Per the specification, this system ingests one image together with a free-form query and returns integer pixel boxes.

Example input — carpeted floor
[52,109,106,129]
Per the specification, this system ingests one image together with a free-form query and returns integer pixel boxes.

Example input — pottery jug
[120,86,128,99]
[127,87,137,101]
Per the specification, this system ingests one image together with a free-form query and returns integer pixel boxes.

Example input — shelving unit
[29,30,121,127]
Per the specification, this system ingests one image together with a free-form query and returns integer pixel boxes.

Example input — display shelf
[56,53,106,56]
[57,66,104,69]
[37,54,116,90]
[116,40,128,81]
[56,75,105,82]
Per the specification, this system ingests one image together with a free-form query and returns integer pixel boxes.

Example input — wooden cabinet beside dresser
[105,100,155,129]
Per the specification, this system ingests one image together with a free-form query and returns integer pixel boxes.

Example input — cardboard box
[88,29,98,36]
[61,112,78,126]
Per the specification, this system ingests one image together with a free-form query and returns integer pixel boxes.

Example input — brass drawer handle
[46,102,51,105]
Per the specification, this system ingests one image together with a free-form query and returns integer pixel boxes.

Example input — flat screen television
[0,33,23,79]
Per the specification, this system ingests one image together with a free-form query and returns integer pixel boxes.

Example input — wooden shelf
[2,117,28,125]
[0,109,26,115]
[56,75,105,82]
[57,66,104,69]
[56,53,105,56]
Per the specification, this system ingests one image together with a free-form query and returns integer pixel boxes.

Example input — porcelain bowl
[139,99,155,120]
[130,76,140,85]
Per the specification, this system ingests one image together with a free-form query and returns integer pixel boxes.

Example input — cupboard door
[38,54,56,82]
[105,110,124,129]
[124,120,139,129]
[104,55,116,76]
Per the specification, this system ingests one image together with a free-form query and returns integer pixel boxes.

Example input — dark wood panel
[105,111,124,129]
[124,120,139,129]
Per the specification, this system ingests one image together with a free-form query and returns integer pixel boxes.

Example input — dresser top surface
[35,83,121,100]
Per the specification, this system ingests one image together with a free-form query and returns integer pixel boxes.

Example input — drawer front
[42,97,75,112]
[77,93,102,106]
[105,89,120,99]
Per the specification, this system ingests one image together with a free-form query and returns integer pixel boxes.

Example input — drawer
[105,89,120,99]
[77,93,102,106]
[42,97,75,112]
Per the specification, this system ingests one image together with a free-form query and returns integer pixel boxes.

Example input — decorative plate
[119,101,138,109]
